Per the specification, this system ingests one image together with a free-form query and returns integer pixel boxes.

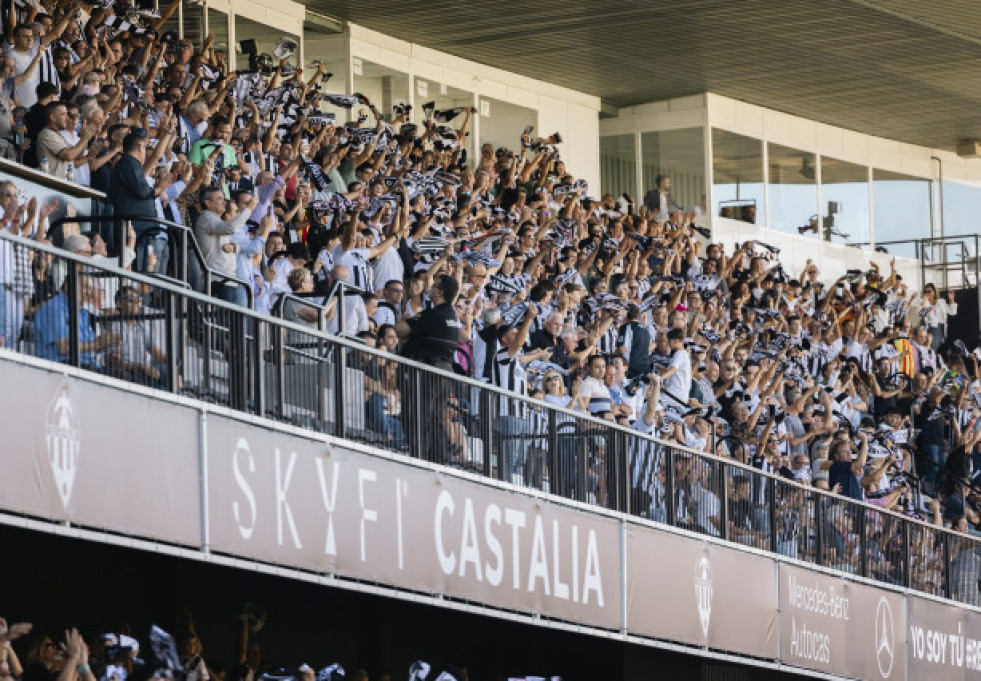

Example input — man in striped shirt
[492,302,551,484]
[580,354,613,418]
[333,209,398,292]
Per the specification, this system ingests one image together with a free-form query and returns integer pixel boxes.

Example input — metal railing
[273,279,368,343]
[3,230,981,606]
[0,157,106,200]
[47,213,252,306]
[851,233,981,291]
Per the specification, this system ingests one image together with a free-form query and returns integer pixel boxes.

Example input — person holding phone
[188,114,241,198]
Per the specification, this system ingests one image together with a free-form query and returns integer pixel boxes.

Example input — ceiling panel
[302,0,981,150]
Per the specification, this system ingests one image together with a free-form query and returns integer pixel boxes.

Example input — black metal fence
[4,231,981,605]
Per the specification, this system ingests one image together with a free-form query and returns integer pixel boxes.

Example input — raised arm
[851,432,869,475]
[508,302,538,358]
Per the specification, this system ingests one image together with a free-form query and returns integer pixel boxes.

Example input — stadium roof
[306,0,981,151]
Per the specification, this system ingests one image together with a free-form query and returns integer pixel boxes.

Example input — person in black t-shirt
[820,432,869,501]
[528,311,565,362]
[396,274,462,369]
[616,303,652,378]
[396,274,463,462]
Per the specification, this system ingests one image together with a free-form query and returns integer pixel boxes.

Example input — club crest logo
[46,380,80,510]
[694,554,713,637]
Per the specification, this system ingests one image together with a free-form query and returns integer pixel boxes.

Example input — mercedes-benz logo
[875,597,895,678]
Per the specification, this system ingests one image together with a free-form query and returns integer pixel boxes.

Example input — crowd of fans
[2,0,981,586]
[0,614,538,681]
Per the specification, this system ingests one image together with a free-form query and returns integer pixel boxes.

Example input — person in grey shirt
[193,186,256,306]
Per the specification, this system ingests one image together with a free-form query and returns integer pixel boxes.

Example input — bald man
[325,265,369,336]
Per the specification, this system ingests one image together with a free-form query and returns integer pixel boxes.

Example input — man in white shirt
[325,265,369,336]
[35,100,95,178]
[4,11,71,107]
[4,25,39,107]
[332,210,397,292]
[373,279,403,326]
[659,328,691,408]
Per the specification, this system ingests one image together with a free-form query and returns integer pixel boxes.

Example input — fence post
[815,494,824,567]
[942,532,952,600]
[621,430,630,516]
[202,300,212,397]
[273,325,285,420]
[769,477,778,554]
[252,317,264,417]
[180,228,189,284]
[66,260,80,368]
[720,463,729,542]
[903,521,912,589]
[317,305,327,429]
[230,306,248,411]
[480,388,493,478]
[165,289,177,393]
[547,409,558,499]
[665,448,676,527]
[334,342,347,439]
[116,216,125,270]
[858,506,868,578]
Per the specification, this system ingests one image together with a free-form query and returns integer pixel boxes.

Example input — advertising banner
[0,360,201,545]
[907,594,981,681]
[778,563,907,681]
[625,525,778,658]
[205,414,622,630]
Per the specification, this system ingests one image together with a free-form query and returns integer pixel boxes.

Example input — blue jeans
[213,281,249,308]
[136,236,169,275]
[920,443,945,494]
[367,394,405,449]
[134,364,169,390]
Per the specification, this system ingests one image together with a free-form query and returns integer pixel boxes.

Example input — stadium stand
[3,0,981,619]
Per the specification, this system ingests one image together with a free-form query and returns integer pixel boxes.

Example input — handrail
[47,213,253,308]
[853,234,981,247]
[3,228,978,602]
[323,278,371,339]
[274,280,372,344]
[0,157,107,200]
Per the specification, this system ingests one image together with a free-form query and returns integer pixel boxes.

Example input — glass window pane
[820,157,869,246]
[873,169,932,258]
[0,171,94,223]
[235,17,300,75]
[415,79,474,157]
[640,128,705,215]
[767,142,817,237]
[303,33,348,93]
[207,9,229,70]
[600,135,636,199]
[352,59,410,124]
[478,98,536,156]
[712,129,763,225]
[155,0,180,41]
[942,181,981,254]
[182,4,205,47]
